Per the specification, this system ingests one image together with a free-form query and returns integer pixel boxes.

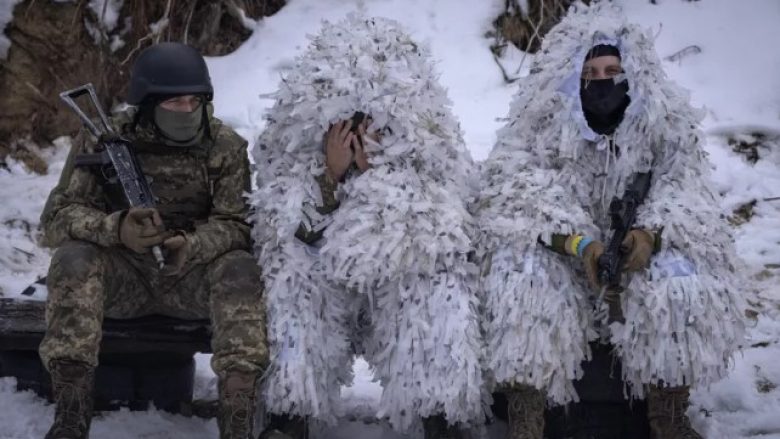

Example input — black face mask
[580,78,630,135]
[581,78,629,115]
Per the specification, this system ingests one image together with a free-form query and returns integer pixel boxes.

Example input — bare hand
[325,121,354,181]
[160,233,191,276]
[354,121,372,172]
[119,207,171,254]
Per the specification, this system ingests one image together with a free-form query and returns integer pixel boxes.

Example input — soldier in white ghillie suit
[477,4,746,439]
[250,16,487,439]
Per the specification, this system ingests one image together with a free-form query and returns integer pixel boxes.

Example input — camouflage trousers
[39,240,268,376]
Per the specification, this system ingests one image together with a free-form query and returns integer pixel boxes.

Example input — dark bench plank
[0,298,212,354]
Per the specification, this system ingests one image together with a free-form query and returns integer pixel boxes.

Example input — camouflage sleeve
[40,131,123,248]
[188,126,252,265]
[294,173,340,245]
[540,233,570,256]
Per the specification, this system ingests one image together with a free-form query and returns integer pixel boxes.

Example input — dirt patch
[0,0,285,173]
[491,0,589,54]
[728,131,773,164]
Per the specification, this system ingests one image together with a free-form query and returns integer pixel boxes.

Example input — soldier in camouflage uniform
[38,43,270,439]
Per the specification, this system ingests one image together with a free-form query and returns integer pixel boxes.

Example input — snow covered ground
[1,0,779,437]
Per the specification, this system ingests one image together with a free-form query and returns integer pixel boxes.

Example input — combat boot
[647,384,704,439]
[258,428,296,439]
[504,384,545,439]
[44,360,95,439]
[423,414,467,439]
[258,414,306,439]
[218,369,260,439]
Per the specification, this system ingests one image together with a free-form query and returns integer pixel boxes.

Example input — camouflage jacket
[40,106,252,265]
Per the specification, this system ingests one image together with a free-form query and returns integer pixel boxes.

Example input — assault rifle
[597,171,653,322]
[59,83,166,268]
[597,171,654,287]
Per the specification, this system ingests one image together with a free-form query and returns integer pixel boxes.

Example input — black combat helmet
[126,42,213,105]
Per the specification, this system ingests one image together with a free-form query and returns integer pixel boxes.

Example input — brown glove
[581,240,606,290]
[119,207,170,254]
[621,229,655,272]
[160,233,192,276]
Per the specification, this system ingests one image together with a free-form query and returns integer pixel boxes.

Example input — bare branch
[491,48,521,84]
[120,0,173,65]
[183,0,198,44]
[664,45,702,63]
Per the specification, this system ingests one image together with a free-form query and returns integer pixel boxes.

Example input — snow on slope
[616,3,780,436]
[1,0,779,438]
[0,140,68,299]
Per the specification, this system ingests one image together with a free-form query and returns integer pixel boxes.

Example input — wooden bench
[0,298,212,413]
[2,297,651,435]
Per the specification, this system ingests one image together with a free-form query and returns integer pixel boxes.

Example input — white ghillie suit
[250,16,487,431]
[477,3,746,404]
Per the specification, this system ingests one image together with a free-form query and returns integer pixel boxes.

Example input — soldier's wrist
[324,166,344,183]
[650,228,663,254]
[543,233,593,257]
[633,228,662,254]
[187,232,201,258]
[104,210,126,246]
[316,172,341,214]
[544,233,569,255]
[564,234,595,258]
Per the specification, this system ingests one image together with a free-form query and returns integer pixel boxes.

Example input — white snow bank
[0,139,68,299]
[622,0,780,132]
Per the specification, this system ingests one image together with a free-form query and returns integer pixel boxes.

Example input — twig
[24,0,38,18]
[12,247,35,258]
[225,0,255,31]
[120,34,153,64]
[491,49,520,84]
[762,196,780,202]
[69,0,87,38]
[183,0,199,44]
[120,0,173,65]
[664,45,702,63]
[23,81,48,104]
[197,2,223,47]
[514,0,546,76]
[100,0,109,28]
[153,0,174,44]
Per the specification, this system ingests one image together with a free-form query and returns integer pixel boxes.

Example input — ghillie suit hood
[250,16,487,429]
[478,3,745,404]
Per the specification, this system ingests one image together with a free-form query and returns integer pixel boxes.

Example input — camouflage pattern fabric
[39,240,267,374]
[294,172,341,244]
[38,106,267,376]
[40,105,252,266]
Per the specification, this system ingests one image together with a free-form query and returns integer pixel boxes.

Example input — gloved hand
[119,207,170,254]
[160,233,192,276]
[581,240,605,290]
[621,229,655,272]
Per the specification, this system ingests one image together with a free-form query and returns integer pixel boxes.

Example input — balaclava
[149,97,205,146]
[580,44,630,135]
